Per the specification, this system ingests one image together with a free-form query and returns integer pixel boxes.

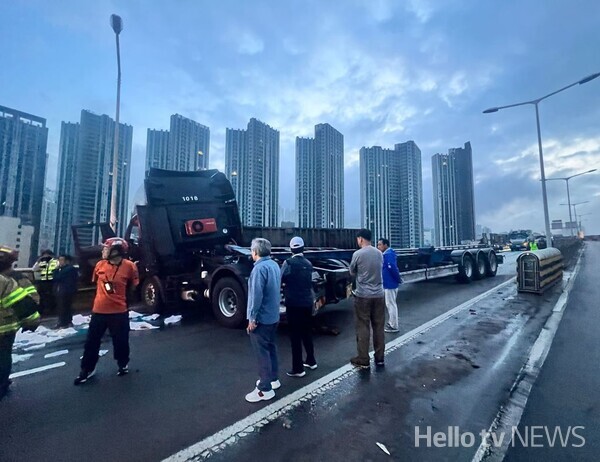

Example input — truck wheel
[212,277,247,329]
[457,254,474,283]
[472,252,486,280]
[485,252,498,277]
[141,277,164,314]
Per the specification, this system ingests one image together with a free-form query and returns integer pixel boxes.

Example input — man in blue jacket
[246,238,282,403]
[377,238,402,333]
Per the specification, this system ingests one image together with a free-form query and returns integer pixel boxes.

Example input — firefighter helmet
[0,245,19,268]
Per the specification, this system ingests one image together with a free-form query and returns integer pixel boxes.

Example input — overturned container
[517,248,563,294]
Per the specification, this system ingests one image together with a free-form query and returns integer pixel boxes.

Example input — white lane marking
[164,277,516,462]
[471,249,584,462]
[44,349,69,359]
[9,362,66,379]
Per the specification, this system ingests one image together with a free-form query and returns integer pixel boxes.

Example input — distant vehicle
[509,230,531,251]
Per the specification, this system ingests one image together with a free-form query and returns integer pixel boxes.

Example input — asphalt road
[1,251,562,462]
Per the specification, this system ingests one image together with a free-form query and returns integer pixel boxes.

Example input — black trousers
[56,292,75,327]
[286,305,316,373]
[36,281,56,315]
[0,332,16,400]
[81,312,130,373]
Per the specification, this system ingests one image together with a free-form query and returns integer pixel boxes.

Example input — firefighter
[0,246,41,400]
[32,249,59,315]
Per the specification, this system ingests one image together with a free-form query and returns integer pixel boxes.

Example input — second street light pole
[109,14,123,233]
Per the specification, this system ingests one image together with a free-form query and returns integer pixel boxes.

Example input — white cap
[290,236,304,249]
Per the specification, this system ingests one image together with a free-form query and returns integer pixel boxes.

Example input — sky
[1,0,599,235]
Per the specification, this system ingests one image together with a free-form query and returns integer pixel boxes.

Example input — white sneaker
[303,363,318,370]
[245,387,275,403]
[256,379,281,390]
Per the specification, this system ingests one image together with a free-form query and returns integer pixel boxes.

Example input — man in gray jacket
[349,229,385,369]
[246,238,282,402]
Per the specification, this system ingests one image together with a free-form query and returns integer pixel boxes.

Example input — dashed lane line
[9,362,67,379]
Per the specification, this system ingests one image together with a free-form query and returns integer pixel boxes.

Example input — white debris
[130,321,159,330]
[44,349,69,359]
[129,310,144,319]
[100,349,108,356]
[376,442,391,455]
[164,315,182,325]
[12,353,33,363]
[72,314,91,326]
[13,325,78,351]
[142,314,160,321]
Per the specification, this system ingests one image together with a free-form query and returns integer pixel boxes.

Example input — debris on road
[164,315,182,325]
[130,321,159,330]
[12,353,33,363]
[376,442,391,455]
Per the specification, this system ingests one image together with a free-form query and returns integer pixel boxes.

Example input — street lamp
[546,168,597,235]
[560,201,589,234]
[483,72,600,246]
[109,14,123,233]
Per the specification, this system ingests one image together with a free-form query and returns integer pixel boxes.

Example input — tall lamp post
[560,201,589,235]
[546,169,597,235]
[483,72,600,246]
[109,14,123,233]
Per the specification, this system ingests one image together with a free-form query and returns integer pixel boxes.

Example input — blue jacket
[247,256,281,325]
[382,248,402,289]
[281,254,314,308]
[53,264,79,295]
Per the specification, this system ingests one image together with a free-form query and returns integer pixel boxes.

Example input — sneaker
[73,369,96,385]
[350,357,370,369]
[117,365,129,376]
[245,387,275,403]
[286,370,306,377]
[256,379,281,390]
[384,328,399,333]
[375,360,385,367]
[303,362,318,370]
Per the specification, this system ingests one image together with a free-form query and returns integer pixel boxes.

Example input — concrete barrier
[517,248,563,294]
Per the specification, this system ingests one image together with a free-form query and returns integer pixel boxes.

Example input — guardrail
[517,248,563,294]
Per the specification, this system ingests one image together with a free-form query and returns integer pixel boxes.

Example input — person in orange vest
[74,238,139,385]
[0,245,40,400]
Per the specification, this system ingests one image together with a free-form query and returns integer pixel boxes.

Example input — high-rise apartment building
[0,105,49,261]
[432,153,458,246]
[225,118,279,227]
[360,141,423,249]
[450,142,475,242]
[39,188,57,254]
[296,123,344,228]
[431,142,476,246]
[55,110,133,253]
[146,114,209,172]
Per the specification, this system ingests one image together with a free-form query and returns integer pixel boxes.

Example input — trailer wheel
[457,254,474,283]
[212,277,247,329]
[472,252,486,280]
[141,277,164,314]
[485,252,498,277]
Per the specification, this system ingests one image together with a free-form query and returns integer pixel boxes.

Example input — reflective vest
[35,258,59,281]
[530,241,538,251]
[0,274,40,335]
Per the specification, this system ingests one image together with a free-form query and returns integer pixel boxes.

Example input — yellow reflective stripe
[23,312,40,323]
[23,285,38,296]
[0,322,20,334]
[1,288,28,309]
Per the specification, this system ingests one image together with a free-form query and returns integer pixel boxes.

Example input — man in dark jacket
[53,255,79,329]
[281,236,317,377]
[377,238,402,333]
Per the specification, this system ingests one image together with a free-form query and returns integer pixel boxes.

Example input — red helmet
[103,237,129,255]
[0,245,19,267]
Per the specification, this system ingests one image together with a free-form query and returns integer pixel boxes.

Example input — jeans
[81,312,130,373]
[249,322,279,391]
[287,305,316,373]
[354,296,386,364]
[384,288,399,330]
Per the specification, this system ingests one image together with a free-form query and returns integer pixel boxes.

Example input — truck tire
[212,277,247,329]
[141,277,164,314]
[485,251,498,277]
[472,251,486,280]
[457,254,474,283]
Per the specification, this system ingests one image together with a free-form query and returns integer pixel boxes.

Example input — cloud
[237,31,265,55]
